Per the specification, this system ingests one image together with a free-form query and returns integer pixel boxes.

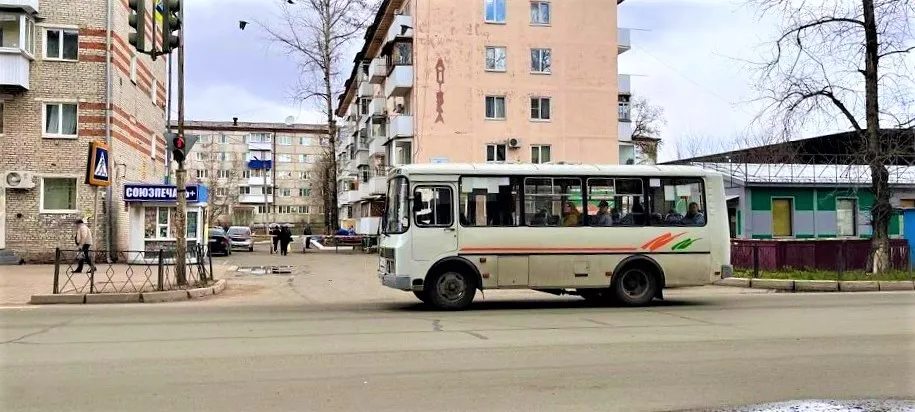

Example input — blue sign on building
[247,159,273,170]
[124,183,208,203]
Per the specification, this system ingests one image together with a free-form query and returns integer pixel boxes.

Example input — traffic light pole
[173,2,188,286]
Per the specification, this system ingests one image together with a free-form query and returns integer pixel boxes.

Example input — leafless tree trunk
[749,0,915,273]
[260,0,375,233]
[204,151,245,228]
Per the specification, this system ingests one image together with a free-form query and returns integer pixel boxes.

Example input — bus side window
[458,177,521,227]
[647,178,706,227]
[525,177,583,227]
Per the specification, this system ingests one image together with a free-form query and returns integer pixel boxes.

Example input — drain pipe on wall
[104,0,115,263]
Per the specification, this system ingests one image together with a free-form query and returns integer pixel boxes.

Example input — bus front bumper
[382,274,413,291]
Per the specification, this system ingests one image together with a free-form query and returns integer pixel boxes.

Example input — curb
[29,279,229,305]
[717,277,915,293]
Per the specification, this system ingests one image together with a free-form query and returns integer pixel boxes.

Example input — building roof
[667,128,915,166]
[169,120,328,134]
[394,163,714,177]
[693,162,915,186]
[335,0,399,117]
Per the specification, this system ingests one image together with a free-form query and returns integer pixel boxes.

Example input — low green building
[693,163,914,239]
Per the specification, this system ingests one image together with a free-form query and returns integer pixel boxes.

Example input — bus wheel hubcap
[621,270,650,299]
[437,273,466,302]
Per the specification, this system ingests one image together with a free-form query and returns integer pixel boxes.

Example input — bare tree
[749,0,915,273]
[630,96,667,164]
[259,0,375,233]
[204,154,245,228]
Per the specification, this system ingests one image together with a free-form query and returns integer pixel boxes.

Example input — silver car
[226,226,254,251]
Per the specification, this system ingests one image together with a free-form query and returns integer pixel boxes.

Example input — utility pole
[171,1,188,285]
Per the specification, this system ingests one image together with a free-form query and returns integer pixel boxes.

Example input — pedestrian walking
[302,225,312,250]
[73,218,96,274]
[270,224,280,254]
[279,226,292,256]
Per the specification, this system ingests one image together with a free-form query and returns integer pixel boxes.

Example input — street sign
[85,141,111,187]
[124,183,206,203]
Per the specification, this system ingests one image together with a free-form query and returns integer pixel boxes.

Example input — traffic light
[172,134,186,163]
[128,0,146,52]
[161,0,181,54]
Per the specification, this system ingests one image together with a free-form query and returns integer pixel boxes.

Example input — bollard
[89,250,96,294]
[208,245,214,283]
[157,249,165,291]
[53,247,61,294]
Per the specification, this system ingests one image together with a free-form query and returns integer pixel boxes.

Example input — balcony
[343,190,360,204]
[0,13,37,91]
[358,81,373,97]
[247,142,270,152]
[353,150,369,165]
[367,175,387,196]
[0,50,30,90]
[368,57,387,84]
[367,97,385,118]
[246,176,273,186]
[387,115,413,139]
[240,194,273,204]
[385,14,414,44]
[0,0,39,13]
[618,74,630,95]
[618,28,631,54]
[384,65,413,97]
[369,136,385,155]
[618,120,633,142]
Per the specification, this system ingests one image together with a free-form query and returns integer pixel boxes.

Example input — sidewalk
[0,263,231,306]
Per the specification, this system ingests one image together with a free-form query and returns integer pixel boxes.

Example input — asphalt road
[2,289,914,412]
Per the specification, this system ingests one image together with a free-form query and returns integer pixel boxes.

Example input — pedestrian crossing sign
[155,0,164,25]
[86,141,111,187]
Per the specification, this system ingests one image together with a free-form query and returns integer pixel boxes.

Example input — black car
[208,228,232,256]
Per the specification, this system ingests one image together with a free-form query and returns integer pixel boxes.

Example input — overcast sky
[178,0,899,161]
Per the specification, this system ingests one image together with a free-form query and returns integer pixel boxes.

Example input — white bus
[379,163,732,310]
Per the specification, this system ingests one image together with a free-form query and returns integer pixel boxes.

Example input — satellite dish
[284,116,295,126]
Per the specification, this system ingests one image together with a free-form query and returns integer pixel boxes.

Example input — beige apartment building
[334,0,633,230]
[0,0,168,262]
[177,120,327,230]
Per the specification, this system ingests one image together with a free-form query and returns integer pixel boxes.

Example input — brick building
[0,0,167,262]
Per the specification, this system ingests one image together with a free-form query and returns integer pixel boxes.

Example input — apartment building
[176,120,328,230]
[0,0,168,262]
[334,0,631,229]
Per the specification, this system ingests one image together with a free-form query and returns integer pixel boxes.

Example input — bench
[324,235,365,253]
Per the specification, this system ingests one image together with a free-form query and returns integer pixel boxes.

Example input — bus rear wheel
[427,270,476,310]
[611,264,660,306]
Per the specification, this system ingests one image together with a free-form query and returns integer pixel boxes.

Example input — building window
[196,170,208,179]
[772,198,793,237]
[216,187,228,196]
[484,0,506,23]
[3,16,36,55]
[220,134,229,144]
[300,137,314,146]
[530,97,551,120]
[486,144,506,162]
[218,170,232,179]
[646,178,705,226]
[837,198,857,236]
[156,207,170,238]
[277,154,292,163]
[459,177,521,226]
[278,136,293,145]
[391,41,413,66]
[485,46,506,71]
[239,186,251,195]
[530,48,552,74]
[530,1,551,25]
[40,177,77,213]
[485,96,506,120]
[43,103,78,138]
[618,98,631,122]
[299,172,309,179]
[44,28,78,61]
[531,145,551,164]
[299,188,311,197]
[247,133,271,143]
[280,188,291,196]
[299,154,313,163]
[194,152,204,161]
[129,53,138,83]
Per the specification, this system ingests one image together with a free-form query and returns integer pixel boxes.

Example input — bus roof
[393,163,717,177]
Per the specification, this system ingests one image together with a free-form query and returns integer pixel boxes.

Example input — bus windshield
[383,176,410,234]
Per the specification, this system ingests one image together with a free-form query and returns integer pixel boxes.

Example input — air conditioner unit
[2,171,36,189]
[507,138,521,149]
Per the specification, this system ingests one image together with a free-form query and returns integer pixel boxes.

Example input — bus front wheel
[427,270,476,310]
[611,264,660,306]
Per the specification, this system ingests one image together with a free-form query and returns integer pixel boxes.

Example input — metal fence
[731,239,911,278]
[52,245,214,294]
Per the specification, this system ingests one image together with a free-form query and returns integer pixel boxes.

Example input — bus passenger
[682,202,705,225]
[592,200,613,226]
[562,202,581,226]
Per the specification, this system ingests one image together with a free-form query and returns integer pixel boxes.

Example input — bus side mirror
[413,193,423,212]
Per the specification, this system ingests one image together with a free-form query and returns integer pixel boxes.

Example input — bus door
[411,184,458,261]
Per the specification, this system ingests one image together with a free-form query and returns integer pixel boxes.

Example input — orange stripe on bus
[460,247,638,253]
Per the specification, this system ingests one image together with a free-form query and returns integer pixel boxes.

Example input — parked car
[227,226,254,251]
[208,228,231,256]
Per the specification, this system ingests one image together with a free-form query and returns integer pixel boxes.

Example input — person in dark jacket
[302,225,313,249]
[279,226,292,256]
[270,225,280,254]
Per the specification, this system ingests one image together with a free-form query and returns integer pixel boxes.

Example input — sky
[177,0,902,162]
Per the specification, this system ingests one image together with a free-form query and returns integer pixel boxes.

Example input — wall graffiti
[435,58,445,123]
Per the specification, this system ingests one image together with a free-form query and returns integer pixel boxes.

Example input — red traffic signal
[173,135,185,149]
[172,134,186,163]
